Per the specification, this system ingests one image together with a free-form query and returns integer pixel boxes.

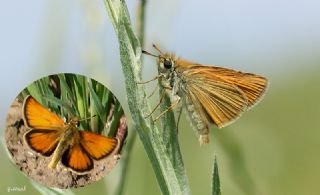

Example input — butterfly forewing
[177,60,267,128]
[23,95,65,130]
[191,65,268,108]
[186,75,248,128]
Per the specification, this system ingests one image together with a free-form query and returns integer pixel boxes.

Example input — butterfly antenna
[142,50,158,58]
[79,115,97,122]
[152,44,163,54]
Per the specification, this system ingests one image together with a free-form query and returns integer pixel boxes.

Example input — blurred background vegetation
[1,0,320,194]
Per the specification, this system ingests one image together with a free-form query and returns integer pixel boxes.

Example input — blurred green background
[1,0,320,194]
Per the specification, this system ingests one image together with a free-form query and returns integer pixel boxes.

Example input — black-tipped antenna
[152,44,163,54]
[79,115,97,122]
[142,50,159,58]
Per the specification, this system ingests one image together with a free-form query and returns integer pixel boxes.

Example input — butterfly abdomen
[183,97,210,145]
[48,126,77,169]
[48,138,69,169]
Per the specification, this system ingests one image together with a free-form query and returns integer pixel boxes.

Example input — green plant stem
[212,156,221,195]
[136,0,146,49]
[103,0,190,194]
[114,1,146,195]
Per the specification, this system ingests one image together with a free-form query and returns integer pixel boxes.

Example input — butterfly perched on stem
[142,44,268,145]
[22,95,118,173]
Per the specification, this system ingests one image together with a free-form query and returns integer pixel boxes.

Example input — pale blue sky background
[1,0,320,114]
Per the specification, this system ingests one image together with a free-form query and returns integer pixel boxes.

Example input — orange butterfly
[22,95,118,173]
[142,44,268,145]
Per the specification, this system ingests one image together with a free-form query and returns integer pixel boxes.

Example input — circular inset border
[4,73,127,188]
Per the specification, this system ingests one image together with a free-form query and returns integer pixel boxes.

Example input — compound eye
[163,59,172,69]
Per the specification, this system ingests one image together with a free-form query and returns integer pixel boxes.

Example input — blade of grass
[89,79,101,132]
[103,1,190,194]
[88,81,106,122]
[58,74,79,117]
[27,81,44,104]
[110,1,144,194]
[72,75,87,128]
[212,156,221,195]
[42,95,75,116]
[136,0,146,49]
[159,86,188,187]
[108,99,124,137]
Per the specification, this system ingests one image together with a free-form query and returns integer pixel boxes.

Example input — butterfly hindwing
[61,143,94,173]
[23,95,65,130]
[178,61,267,127]
[24,129,61,156]
[79,131,118,160]
[61,131,117,173]
[186,76,248,128]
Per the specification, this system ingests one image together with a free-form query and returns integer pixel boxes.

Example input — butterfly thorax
[48,119,79,169]
[158,53,184,96]
[61,117,80,145]
[157,53,210,144]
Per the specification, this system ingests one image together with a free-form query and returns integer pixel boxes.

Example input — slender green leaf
[108,99,124,137]
[103,1,190,194]
[89,80,101,132]
[42,95,75,116]
[88,81,105,121]
[159,86,189,190]
[27,82,43,104]
[58,74,79,117]
[212,157,221,195]
[72,75,87,128]
[112,1,144,194]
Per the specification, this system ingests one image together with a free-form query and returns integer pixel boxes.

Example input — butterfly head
[142,44,177,73]
[69,117,79,126]
[158,54,176,73]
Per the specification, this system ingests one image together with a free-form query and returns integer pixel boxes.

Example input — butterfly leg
[144,89,167,118]
[153,98,181,122]
[137,75,163,84]
[146,84,159,98]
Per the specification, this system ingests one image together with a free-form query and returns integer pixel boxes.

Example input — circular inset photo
[4,73,127,188]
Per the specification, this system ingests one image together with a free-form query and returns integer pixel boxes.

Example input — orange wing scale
[24,130,60,156]
[198,66,268,108]
[179,62,268,108]
[188,76,248,128]
[23,96,65,156]
[23,95,65,130]
[178,60,268,127]
[79,131,118,160]
[61,144,93,173]
[22,95,118,173]
[60,131,117,173]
